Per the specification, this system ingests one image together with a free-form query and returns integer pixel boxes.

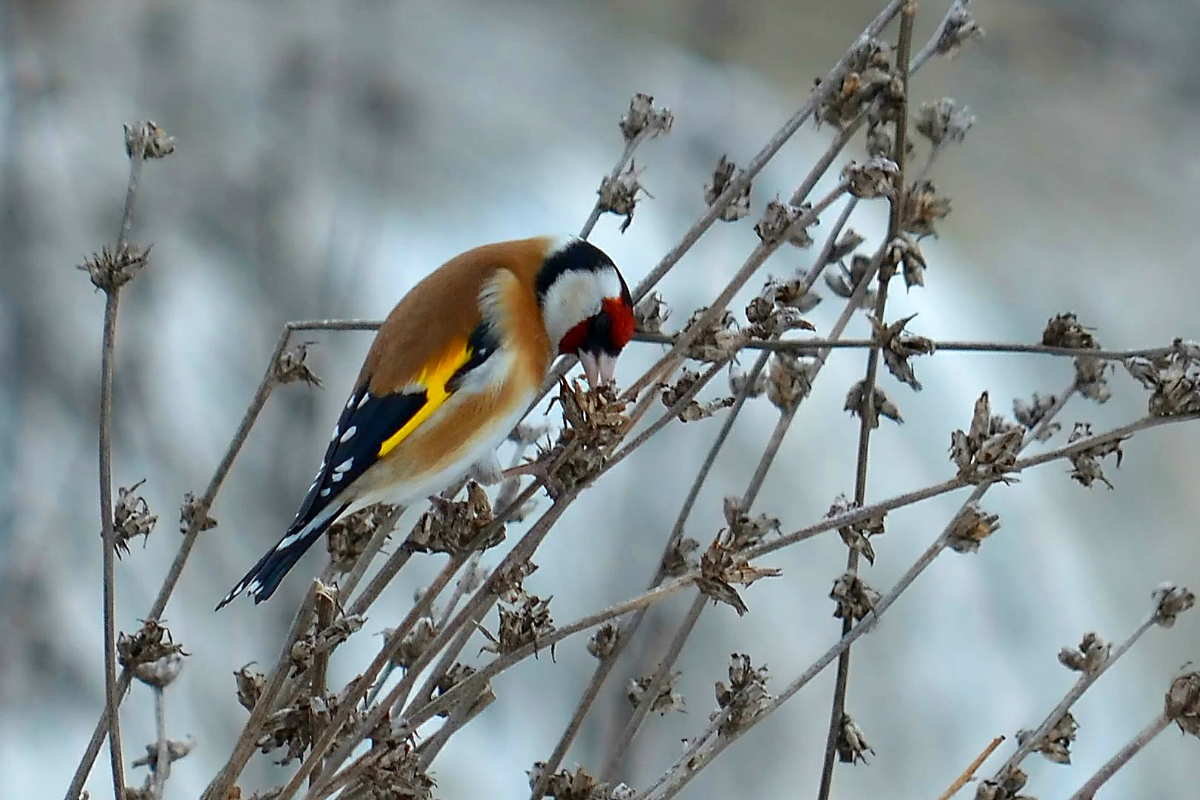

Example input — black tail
[215,502,347,610]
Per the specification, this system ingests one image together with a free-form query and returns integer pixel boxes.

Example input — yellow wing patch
[377,338,472,459]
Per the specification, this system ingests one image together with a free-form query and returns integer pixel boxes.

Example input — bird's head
[536,236,635,389]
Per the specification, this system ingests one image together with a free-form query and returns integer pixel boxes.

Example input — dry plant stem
[819,7,914,797]
[631,0,908,304]
[994,609,1160,776]
[416,692,497,771]
[202,584,320,800]
[937,736,1005,800]
[648,386,1078,800]
[338,505,405,603]
[150,687,169,798]
[309,589,338,788]
[1066,712,1172,800]
[580,128,651,239]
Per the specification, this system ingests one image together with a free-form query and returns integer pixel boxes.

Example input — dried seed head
[234,664,266,711]
[359,726,435,796]
[844,380,904,427]
[492,558,539,604]
[949,392,1024,484]
[705,155,752,222]
[936,4,986,58]
[587,622,620,661]
[633,292,671,334]
[274,341,322,387]
[1018,712,1078,765]
[754,199,817,248]
[541,380,628,492]
[326,503,397,571]
[767,353,817,413]
[830,571,880,624]
[729,365,768,399]
[887,233,928,289]
[1066,422,1127,490]
[826,228,866,266]
[1152,582,1195,628]
[480,594,555,657]
[827,494,886,565]
[619,93,674,142]
[1132,344,1200,417]
[698,529,782,616]
[1013,392,1061,441]
[112,479,158,555]
[1057,631,1110,674]
[662,537,700,577]
[866,120,894,158]
[842,156,899,199]
[117,620,187,673]
[722,495,781,549]
[676,308,747,363]
[763,275,822,313]
[78,243,151,292]
[818,39,901,126]
[133,651,185,689]
[974,766,1027,800]
[902,181,953,238]
[869,313,935,391]
[597,161,648,234]
[131,736,195,772]
[124,120,176,159]
[406,484,504,556]
[179,491,217,535]
[947,502,1000,554]
[915,98,975,145]
[628,671,686,716]
[836,713,875,764]
[714,653,771,736]
[529,763,622,800]
[1166,672,1200,738]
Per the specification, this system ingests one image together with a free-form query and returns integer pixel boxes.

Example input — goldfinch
[217,235,635,608]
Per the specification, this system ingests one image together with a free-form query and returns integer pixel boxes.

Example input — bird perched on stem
[217,235,635,608]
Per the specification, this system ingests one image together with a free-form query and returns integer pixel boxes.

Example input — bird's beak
[579,350,618,390]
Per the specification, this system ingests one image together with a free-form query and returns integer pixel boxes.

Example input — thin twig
[937,736,1004,800]
[1065,712,1172,800]
[308,586,338,788]
[150,687,169,798]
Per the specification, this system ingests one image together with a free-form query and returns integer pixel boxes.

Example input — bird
[216,235,636,609]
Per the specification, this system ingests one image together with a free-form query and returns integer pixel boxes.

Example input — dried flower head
[946,502,1001,554]
[1127,344,1200,417]
[258,689,359,766]
[493,558,539,603]
[406,483,504,556]
[869,313,935,391]
[118,620,187,673]
[830,571,880,624]
[179,491,217,535]
[676,308,748,363]
[132,650,185,689]
[658,367,735,422]
[818,39,901,126]
[762,275,823,313]
[915,98,975,145]
[131,737,194,772]
[974,766,1027,800]
[827,494,886,565]
[1012,392,1061,441]
[1017,712,1078,765]
[902,181,952,238]
[633,292,671,334]
[714,653,771,737]
[836,713,875,764]
[597,161,649,234]
[360,735,436,799]
[1043,313,1110,402]
[1152,582,1195,628]
[722,495,781,549]
[949,392,1024,484]
[234,663,266,711]
[825,253,878,308]
[843,156,899,199]
[289,601,364,676]
[480,594,555,658]
[698,529,782,616]
[274,341,322,387]
[619,93,674,142]
[326,503,397,571]
[1166,671,1200,738]
[112,479,158,554]
[661,537,700,577]
[1057,632,1110,674]
[844,380,903,427]
[542,379,628,491]
[935,4,986,58]
[587,622,620,661]
[1066,422,1127,490]
[530,763,624,800]
[628,671,686,716]
[705,155,752,222]
[767,353,817,413]
[124,120,176,159]
[887,232,928,289]
[78,243,151,292]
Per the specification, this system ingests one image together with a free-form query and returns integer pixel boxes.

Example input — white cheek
[541,268,623,348]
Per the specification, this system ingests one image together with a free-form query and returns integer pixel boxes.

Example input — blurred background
[3,0,1199,797]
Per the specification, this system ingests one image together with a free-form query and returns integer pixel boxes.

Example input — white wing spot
[347,394,356,409]
[358,393,372,409]
[320,488,331,497]
[339,426,357,443]
[331,472,343,482]
[277,530,304,550]
[335,458,353,473]
[245,579,261,595]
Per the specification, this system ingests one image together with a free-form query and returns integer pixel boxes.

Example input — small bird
[217,235,635,609]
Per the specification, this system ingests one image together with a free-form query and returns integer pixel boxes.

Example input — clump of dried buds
[79,243,151,293]
[619,92,674,142]
[659,368,735,423]
[836,713,875,764]
[825,252,878,308]
[754,199,818,248]
[661,536,700,577]
[745,279,817,339]
[274,341,322,387]
[766,353,817,413]
[125,119,176,160]
[406,482,503,556]
[935,3,986,58]
[827,494,886,565]
[426,661,493,719]
[1066,422,1127,490]
[1043,313,1110,402]
[697,528,782,616]
[705,155,752,222]
[633,291,670,334]
[946,502,1001,554]
[178,491,217,535]
[1125,343,1200,417]
[133,650,185,689]
[722,495,781,549]
[844,379,903,427]
[830,571,880,624]
[131,737,194,773]
[361,737,436,800]
[587,622,620,661]
[843,156,899,199]
[714,652,771,737]
[1152,582,1195,627]
[676,309,748,364]
[1017,712,1078,765]
[289,601,364,675]
[949,392,1024,484]
[118,620,187,673]
[902,181,952,238]
[818,40,902,126]
[529,763,629,800]
[112,479,158,554]
[480,593,555,658]
[628,671,686,716]
[542,379,628,491]
[597,162,647,233]
[1058,632,1111,674]
[234,664,266,711]
[974,766,1027,800]
[915,97,975,145]
[1013,392,1061,441]
[327,503,397,570]
[887,232,928,289]
[258,686,360,766]
[869,313,935,391]
[1166,672,1200,737]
